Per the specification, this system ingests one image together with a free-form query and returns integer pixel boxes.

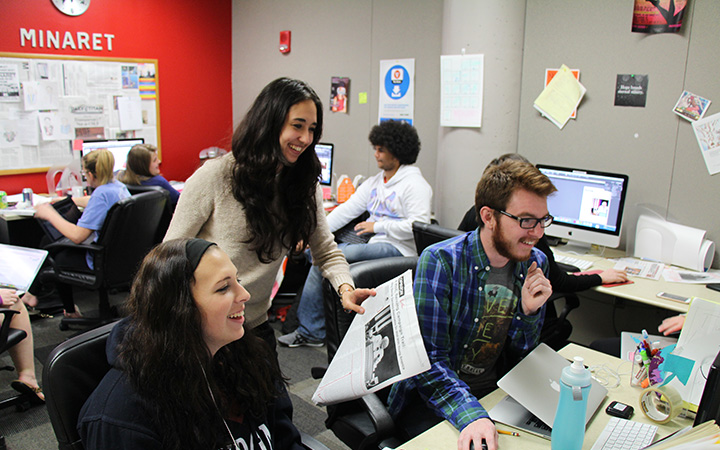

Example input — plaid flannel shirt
[387,229,549,432]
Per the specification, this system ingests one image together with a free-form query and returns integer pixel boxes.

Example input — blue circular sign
[384,65,409,100]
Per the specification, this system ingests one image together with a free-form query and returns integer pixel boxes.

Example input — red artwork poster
[632,0,688,34]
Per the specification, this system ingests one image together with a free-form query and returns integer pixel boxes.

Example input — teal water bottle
[551,356,591,450]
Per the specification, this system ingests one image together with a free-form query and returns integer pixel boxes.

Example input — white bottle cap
[571,356,585,373]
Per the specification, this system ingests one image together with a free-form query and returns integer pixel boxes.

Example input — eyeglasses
[498,210,553,229]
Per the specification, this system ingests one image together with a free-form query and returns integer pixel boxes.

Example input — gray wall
[517,0,720,265]
[231,0,443,195]
[232,0,720,267]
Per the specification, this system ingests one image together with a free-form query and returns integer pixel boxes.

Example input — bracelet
[337,285,354,297]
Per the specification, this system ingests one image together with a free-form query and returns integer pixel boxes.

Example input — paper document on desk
[312,270,430,406]
[663,267,720,284]
[613,257,663,280]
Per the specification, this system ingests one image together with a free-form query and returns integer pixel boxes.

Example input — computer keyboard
[555,254,594,271]
[590,417,658,450]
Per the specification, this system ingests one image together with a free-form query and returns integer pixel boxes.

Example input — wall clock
[51,0,91,16]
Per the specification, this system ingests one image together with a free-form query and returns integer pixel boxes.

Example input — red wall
[0,0,233,194]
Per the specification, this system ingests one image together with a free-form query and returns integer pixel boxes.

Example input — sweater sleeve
[308,186,354,291]
[163,164,215,242]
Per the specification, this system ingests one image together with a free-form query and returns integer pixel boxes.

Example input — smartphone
[606,401,634,419]
[657,292,691,303]
[707,284,720,293]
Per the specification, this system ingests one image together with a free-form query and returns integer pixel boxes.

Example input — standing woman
[117,143,180,206]
[164,78,374,347]
[79,239,307,449]
[32,149,130,317]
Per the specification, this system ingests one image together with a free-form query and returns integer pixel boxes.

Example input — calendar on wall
[0,52,160,175]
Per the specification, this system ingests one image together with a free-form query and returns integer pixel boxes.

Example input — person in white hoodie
[279,120,432,347]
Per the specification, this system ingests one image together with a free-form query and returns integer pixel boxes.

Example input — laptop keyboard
[334,227,373,245]
[590,417,658,450]
[555,254,594,271]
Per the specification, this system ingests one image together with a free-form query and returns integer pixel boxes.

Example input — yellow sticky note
[358,92,367,104]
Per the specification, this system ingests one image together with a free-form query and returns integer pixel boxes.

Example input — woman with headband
[79,238,306,450]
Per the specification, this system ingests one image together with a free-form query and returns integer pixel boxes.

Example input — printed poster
[440,54,484,128]
[632,0,687,33]
[673,91,711,122]
[378,59,414,125]
[330,77,349,114]
[692,112,720,175]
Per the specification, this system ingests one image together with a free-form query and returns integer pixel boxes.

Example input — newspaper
[613,257,664,280]
[312,269,430,406]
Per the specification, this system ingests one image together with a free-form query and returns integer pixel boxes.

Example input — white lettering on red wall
[19,28,115,51]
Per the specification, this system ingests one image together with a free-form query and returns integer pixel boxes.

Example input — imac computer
[81,138,145,173]
[537,164,629,253]
[315,142,334,186]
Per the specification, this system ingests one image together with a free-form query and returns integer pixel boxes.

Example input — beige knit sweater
[164,154,353,329]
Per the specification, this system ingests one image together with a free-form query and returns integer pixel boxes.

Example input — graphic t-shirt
[459,263,517,397]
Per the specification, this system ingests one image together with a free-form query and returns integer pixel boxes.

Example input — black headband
[185,239,216,272]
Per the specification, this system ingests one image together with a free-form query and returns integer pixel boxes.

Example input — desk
[553,248,720,314]
[396,344,692,450]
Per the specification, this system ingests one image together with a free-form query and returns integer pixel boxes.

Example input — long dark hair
[231,78,323,263]
[118,239,284,450]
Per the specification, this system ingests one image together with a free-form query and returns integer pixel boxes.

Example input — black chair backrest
[411,221,463,255]
[96,190,167,289]
[43,321,118,450]
[323,256,418,361]
[125,185,174,242]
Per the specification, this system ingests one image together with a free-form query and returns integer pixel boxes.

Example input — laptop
[0,243,48,293]
[489,343,608,439]
[35,196,82,242]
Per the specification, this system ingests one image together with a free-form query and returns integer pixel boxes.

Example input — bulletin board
[0,52,160,175]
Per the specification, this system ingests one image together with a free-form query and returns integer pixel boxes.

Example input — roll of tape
[639,385,684,424]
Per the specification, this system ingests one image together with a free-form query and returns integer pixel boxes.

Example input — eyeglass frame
[496,209,553,229]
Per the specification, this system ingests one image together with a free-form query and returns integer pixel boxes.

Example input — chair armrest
[44,237,103,254]
[358,392,396,438]
[0,308,20,345]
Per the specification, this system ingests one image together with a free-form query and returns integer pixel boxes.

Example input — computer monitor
[536,164,629,252]
[315,142,334,186]
[694,347,720,425]
[80,138,145,173]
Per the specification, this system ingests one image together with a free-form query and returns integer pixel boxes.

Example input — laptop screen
[0,244,48,291]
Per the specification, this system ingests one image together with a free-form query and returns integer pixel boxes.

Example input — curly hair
[368,120,420,165]
[118,239,284,450]
[231,78,323,263]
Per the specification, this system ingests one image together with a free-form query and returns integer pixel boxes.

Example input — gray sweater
[165,154,353,329]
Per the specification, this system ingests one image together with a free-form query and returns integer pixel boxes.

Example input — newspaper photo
[312,269,430,406]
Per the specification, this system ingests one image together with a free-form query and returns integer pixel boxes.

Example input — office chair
[540,261,581,350]
[411,221,463,255]
[43,190,168,331]
[124,184,174,243]
[43,320,330,450]
[319,256,419,450]
[43,320,117,450]
[0,308,37,449]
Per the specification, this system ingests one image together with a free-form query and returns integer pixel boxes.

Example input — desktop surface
[551,246,720,314]
[396,344,692,450]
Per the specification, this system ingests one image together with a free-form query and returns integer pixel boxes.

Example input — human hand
[0,289,19,307]
[599,268,628,285]
[458,418,497,450]
[521,262,552,315]
[658,315,685,336]
[340,287,377,314]
[33,202,58,220]
[354,221,375,235]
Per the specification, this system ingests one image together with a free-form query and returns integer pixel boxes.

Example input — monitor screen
[315,143,334,186]
[537,164,629,250]
[81,138,145,173]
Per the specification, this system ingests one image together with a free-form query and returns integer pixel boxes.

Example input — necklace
[200,365,240,450]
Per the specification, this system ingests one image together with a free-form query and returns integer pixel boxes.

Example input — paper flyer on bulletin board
[692,112,720,175]
[440,54,483,128]
[378,59,414,125]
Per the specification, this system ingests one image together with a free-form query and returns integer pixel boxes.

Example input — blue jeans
[296,242,402,340]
